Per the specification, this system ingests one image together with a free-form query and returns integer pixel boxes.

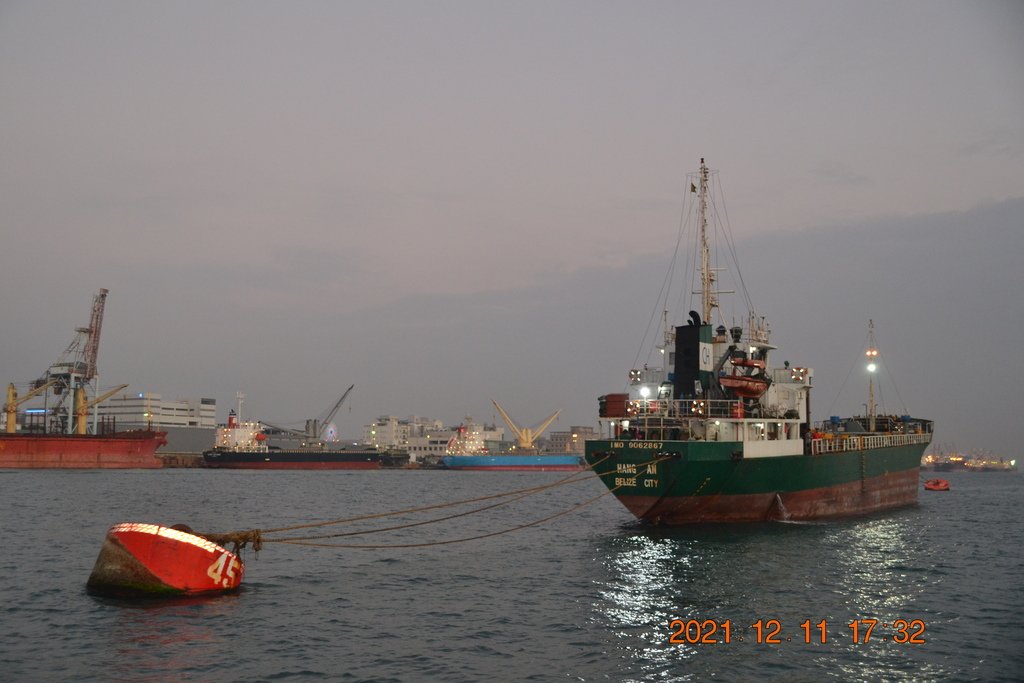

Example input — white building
[97,392,216,428]
[363,415,505,462]
[547,426,596,454]
[363,415,445,449]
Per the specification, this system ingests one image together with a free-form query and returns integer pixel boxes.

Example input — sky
[1,1,1022,455]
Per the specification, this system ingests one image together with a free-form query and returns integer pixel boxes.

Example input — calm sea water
[1,468,1021,682]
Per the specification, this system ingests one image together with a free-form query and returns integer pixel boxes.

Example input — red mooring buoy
[87,522,244,597]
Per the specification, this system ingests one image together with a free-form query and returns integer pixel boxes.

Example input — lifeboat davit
[719,374,769,398]
[730,357,766,370]
[87,522,244,597]
[923,478,950,491]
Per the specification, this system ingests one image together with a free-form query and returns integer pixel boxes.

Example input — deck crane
[4,380,57,433]
[308,384,354,442]
[491,400,561,451]
[74,384,129,434]
[262,384,355,443]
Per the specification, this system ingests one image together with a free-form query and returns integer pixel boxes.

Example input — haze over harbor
[2,1,1022,456]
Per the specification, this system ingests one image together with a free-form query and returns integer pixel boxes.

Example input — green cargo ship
[584,160,933,523]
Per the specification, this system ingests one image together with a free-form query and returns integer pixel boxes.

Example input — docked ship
[440,405,585,471]
[441,454,584,471]
[584,159,933,523]
[203,391,408,470]
[0,288,166,469]
[921,451,1016,472]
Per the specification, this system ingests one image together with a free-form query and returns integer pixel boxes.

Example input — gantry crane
[35,289,113,434]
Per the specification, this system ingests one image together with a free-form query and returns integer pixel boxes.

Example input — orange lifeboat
[719,374,769,398]
[87,522,244,597]
[923,478,950,491]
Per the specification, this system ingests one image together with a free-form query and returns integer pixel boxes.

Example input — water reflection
[828,516,923,616]
[91,589,244,681]
[590,524,803,680]
[595,531,696,680]
[589,515,951,682]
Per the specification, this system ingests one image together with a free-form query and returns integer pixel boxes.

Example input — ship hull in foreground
[0,431,167,469]
[586,438,927,523]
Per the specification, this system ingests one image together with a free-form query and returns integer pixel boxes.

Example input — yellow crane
[74,384,128,434]
[4,380,58,433]
[491,400,561,451]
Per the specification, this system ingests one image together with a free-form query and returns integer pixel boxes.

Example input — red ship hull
[87,522,243,597]
[205,460,381,470]
[451,465,584,471]
[611,469,919,524]
[0,430,167,469]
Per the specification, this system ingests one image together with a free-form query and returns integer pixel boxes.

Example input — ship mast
[866,320,879,431]
[697,158,716,324]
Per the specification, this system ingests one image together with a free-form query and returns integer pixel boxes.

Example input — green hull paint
[585,439,927,513]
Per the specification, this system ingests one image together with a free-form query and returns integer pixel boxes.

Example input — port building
[97,393,217,455]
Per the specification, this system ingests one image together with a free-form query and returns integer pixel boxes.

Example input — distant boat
[441,454,584,471]
[924,479,950,491]
[921,450,1016,472]
[202,411,406,470]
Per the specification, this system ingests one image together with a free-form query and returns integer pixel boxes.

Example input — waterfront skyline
[1,1,1022,456]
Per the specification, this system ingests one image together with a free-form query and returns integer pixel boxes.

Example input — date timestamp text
[668,618,926,645]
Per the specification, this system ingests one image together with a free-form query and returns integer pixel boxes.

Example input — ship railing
[627,398,745,419]
[810,432,932,455]
[613,398,779,441]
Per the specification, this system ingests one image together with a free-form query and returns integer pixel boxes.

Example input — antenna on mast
[866,320,879,431]
[698,158,716,324]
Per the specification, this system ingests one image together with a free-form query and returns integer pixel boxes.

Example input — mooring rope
[264,484,624,549]
[270,476,586,542]
[258,455,612,534]
[200,454,670,553]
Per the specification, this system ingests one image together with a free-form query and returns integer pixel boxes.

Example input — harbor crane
[491,400,561,451]
[12,288,113,434]
[262,384,355,443]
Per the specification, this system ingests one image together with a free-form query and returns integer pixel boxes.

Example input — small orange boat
[719,374,769,398]
[87,522,244,597]
[923,478,950,491]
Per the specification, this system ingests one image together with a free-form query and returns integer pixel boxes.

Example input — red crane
[83,288,108,380]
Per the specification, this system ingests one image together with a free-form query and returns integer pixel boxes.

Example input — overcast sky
[2,1,1022,455]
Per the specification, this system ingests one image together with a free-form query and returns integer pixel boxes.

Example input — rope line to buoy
[199,458,604,551]
[264,484,625,549]
[201,454,669,553]
[266,454,670,542]
[258,454,614,534]
[262,475,588,542]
